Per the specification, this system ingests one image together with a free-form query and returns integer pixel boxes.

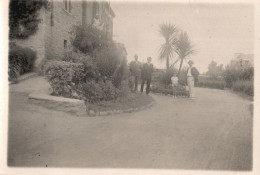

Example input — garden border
[86,100,155,117]
[28,89,155,117]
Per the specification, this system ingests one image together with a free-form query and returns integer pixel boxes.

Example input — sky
[110,2,254,73]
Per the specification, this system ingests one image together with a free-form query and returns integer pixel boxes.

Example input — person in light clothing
[187,60,199,99]
[171,72,178,98]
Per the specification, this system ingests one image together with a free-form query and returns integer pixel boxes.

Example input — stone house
[12,0,115,70]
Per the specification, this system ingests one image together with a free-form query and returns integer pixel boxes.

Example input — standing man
[129,54,141,91]
[187,60,200,99]
[141,57,153,95]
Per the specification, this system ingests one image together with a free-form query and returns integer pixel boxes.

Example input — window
[64,40,67,49]
[64,0,72,13]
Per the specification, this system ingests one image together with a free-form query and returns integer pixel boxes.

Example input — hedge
[8,44,36,81]
[232,80,254,96]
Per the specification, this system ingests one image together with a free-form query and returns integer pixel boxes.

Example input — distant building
[231,53,254,67]
[11,0,115,70]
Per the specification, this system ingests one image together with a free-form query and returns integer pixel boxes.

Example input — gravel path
[8,77,253,170]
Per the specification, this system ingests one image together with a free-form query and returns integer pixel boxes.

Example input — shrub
[45,25,129,102]
[70,32,128,89]
[151,83,189,97]
[9,0,49,39]
[160,69,174,87]
[93,47,121,79]
[8,44,36,80]
[82,80,120,103]
[197,76,225,90]
[62,50,89,63]
[223,64,253,88]
[177,68,188,86]
[44,60,98,98]
[233,80,254,96]
[71,25,114,55]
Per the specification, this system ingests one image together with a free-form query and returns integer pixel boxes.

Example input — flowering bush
[44,60,98,98]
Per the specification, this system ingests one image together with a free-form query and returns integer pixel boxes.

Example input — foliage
[177,68,188,86]
[71,25,114,55]
[45,47,128,102]
[86,92,154,112]
[153,67,187,88]
[62,50,90,63]
[44,60,98,99]
[232,80,253,96]
[45,24,129,103]
[82,80,120,103]
[223,63,253,88]
[174,31,195,76]
[112,57,129,89]
[8,44,36,81]
[151,83,189,97]
[197,76,225,90]
[207,61,223,79]
[93,46,121,80]
[9,0,49,39]
[158,23,178,69]
[160,69,175,87]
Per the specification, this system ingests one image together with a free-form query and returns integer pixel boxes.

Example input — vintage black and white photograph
[1,0,259,174]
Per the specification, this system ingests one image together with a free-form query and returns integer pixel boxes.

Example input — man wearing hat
[187,60,200,99]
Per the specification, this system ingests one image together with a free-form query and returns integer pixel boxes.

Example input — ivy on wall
[9,0,50,39]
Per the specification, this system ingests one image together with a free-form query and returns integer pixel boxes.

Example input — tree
[158,23,178,69]
[9,0,49,39]
[207,61,223,78]
[174,31,195,77]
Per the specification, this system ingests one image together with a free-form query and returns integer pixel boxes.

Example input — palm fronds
[174,31,195,76]
[175,31,195,59]
[158,23,178,69]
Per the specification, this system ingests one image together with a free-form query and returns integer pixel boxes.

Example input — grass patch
[86,92,154,112]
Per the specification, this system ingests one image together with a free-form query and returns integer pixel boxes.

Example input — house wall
[11,0,115,70]
[86,1,95,25]
[46,1,83,60]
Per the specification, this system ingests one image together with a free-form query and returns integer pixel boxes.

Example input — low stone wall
[29,90,155,117]
[28,90,86,117]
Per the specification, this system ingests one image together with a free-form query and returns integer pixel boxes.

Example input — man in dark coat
[129,54,141,91]
[140,57,153,94]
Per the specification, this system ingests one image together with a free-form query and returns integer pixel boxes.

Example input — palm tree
[174,31,195,77]
[158,23,178,69]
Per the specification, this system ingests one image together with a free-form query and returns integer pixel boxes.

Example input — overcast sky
[111,2,254,73]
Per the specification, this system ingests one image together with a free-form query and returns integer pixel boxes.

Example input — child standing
[171,73,178,98]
